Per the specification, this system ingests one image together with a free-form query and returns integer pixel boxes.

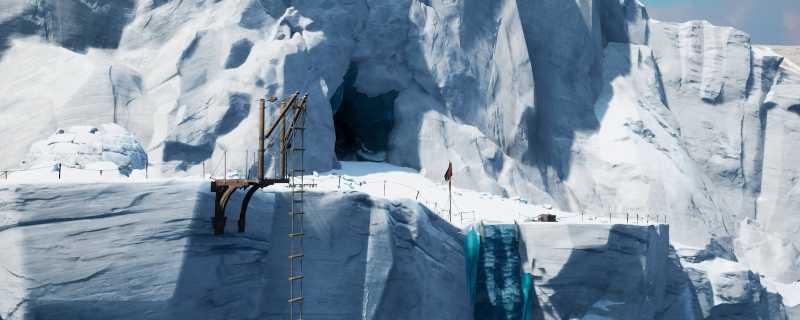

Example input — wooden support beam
[258,98,266,182]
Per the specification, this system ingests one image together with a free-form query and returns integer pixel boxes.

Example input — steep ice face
[0,182,470,319]
[0,181,688,320]
[646,21,800,280]
[25,123,147,175]
[563,42,728,247]
[518,223,672,319]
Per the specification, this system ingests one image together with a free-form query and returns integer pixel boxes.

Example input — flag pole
[449,177,452,222]
[444,161,453,223]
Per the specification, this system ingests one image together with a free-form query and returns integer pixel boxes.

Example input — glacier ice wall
[1,182,714,320]
[0,183,470,319]
[1,0,799,288]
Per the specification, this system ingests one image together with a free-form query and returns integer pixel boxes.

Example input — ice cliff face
[0,182,698,320]
[1,0,799,313]
[0,183,470,319]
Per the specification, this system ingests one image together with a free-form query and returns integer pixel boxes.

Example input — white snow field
[1,0,800,318]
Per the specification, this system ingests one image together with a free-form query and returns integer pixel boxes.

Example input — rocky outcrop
[676,247,789,320]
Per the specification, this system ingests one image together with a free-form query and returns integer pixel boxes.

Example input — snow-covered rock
[25,123,147,175]
[735,219,800,284]
[680,256,788,320]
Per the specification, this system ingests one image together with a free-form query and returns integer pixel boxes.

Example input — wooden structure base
[210,178,288,234]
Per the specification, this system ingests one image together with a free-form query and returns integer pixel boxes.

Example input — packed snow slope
[1,0,799,298]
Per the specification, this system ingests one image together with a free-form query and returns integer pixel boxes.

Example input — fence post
[100,169,103,176]
[58,163,61,180]
[338,175,342,190]
[383,180,386,197]
[224,151,227,182]
[145,159,149,179]
[415,191,420,200]
[202,161,206,179]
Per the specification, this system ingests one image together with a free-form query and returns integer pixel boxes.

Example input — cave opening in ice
[330,63,397,162]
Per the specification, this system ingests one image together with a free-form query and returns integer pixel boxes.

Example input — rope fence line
[2,159,669,227]
[1,150,280,181]
[327,174,669,226]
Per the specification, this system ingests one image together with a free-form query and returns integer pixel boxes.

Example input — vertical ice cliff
[1,182,693,320]
[0,184,470,320]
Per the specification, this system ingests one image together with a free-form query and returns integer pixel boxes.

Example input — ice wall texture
[0,183,469,320]
[1,182,689,320]
[472,225,527,319]
[0,0,799,285]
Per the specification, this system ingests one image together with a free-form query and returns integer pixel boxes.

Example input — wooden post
[58,163,61,180]
[145,159,149,179]
[258,98,265,182]
[224,151,227,182]
[280,106,286,179]
[338,175,342,189]
[415,190,420,200]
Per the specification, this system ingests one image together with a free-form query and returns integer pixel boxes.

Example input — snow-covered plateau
[1,0,799,319]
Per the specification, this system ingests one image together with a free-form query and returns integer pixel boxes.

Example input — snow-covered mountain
[1,0,799,319]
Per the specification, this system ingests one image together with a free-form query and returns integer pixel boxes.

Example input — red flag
[444,162,453,181]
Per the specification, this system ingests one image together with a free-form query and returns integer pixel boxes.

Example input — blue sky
[642,0,800,44]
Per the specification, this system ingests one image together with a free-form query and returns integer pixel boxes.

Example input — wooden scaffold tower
[208,91,308,319]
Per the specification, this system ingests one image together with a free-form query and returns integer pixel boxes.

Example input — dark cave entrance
[330,63,397,162]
